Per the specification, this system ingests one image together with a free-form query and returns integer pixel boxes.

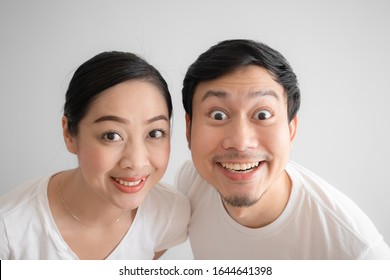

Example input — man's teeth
[220,162,260,171]
[115,178,143,187]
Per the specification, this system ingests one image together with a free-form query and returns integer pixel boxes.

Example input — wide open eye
[254,109,272,120]
[210,110,227,120]
[103,132,123,142]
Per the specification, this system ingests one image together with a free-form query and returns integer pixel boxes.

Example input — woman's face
[64,80,171,210]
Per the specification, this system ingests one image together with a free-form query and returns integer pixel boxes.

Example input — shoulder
[176,160,207,196]
[149,182,188,203]
[0,175,51,217]
[137,183,190,252]
[144,183,190,216]
[0,175,52,260]
[177,161,198,185]
[287,161,385,252]
[287,161,365,212]
[139,183,190,240]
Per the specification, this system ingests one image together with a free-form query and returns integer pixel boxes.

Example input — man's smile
[219,162,260,173]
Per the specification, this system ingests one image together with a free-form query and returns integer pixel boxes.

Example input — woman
[0,51,190,259]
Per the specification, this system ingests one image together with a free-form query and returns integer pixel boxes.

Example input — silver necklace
[57,174,124,227]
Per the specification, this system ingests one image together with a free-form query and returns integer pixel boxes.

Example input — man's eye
[103,132,123,142]
[255,109,272,120]
[210,110,227,120]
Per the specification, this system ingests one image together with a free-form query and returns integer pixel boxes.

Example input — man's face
[186,65,297,208]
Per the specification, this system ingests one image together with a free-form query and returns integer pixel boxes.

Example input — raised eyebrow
[249,90,280,100]
[201,90,279,102]
[201,90,228,102]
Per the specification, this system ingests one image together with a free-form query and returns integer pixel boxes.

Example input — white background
[0,0,389,259]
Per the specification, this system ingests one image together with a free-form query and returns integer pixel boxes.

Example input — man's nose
[221,116,259,151]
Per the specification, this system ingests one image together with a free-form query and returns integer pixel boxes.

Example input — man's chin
[221,194,260,208]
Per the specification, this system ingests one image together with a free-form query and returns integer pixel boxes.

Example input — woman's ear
[62,115,77,154]
[185,113,191,149]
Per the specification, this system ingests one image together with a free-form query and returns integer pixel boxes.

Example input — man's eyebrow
[201,89,280,102]
[201,90,228,102]
[249,90,280,100]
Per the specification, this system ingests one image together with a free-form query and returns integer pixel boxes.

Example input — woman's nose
[119,141,150,171]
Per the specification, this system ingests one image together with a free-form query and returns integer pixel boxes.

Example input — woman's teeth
[114,178,144,187]
[220,162,260,172]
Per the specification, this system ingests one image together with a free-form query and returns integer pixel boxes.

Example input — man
[178,39,390,259]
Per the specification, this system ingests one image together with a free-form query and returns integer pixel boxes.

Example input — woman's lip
[113,177,146,187]
[111,176,148,194]
[113,176,147,182]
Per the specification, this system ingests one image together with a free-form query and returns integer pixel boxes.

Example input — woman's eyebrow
[94,115,128,124]
[93,114,168,124]
[146,114,169,124]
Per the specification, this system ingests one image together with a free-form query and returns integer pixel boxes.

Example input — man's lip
[219,161,260,171]
[217,161,264,181]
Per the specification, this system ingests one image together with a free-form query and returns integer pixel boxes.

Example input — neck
[58,169,132,227]
[223,171,292,228]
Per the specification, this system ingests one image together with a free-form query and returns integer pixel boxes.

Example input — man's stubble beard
[220,193,261,208]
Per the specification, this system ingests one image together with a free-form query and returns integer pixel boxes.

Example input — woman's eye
[255,109,272,120]
[210,110,227,120]
[149,129,166,139]
[103,132,123,142]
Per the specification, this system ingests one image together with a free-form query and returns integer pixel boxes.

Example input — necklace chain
[57,174,124,227]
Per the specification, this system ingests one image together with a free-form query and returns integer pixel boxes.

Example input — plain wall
[1,0,389,259]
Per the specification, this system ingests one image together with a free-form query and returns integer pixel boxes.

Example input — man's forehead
[199,89,281,103]
[197,65,282,90]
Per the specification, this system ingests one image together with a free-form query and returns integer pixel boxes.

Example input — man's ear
[62,115,77,154]
[289,115,298,143]
[185,113,191,149]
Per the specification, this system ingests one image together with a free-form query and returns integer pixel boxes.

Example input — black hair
[182,39,300,122]
[64,51,172,135]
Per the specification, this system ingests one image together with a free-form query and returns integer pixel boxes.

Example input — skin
[48,80,170,259]
[186,65,298,228]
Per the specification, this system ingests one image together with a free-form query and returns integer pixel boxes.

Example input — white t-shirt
[178,160,390,259]
[0,174,190,260]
